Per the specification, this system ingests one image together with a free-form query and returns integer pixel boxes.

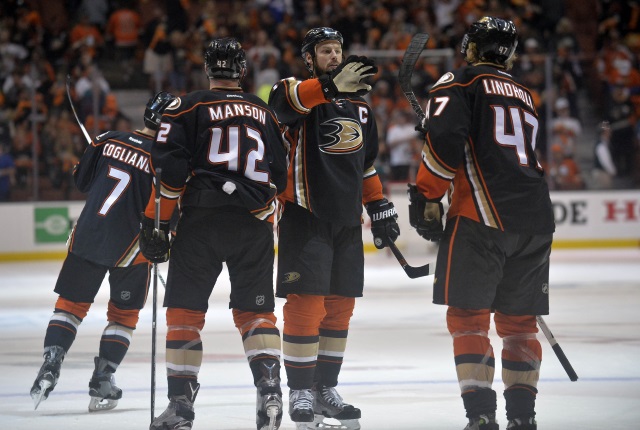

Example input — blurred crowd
[0,0,639,202]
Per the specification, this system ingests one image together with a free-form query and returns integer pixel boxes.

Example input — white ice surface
[0,248,639,429]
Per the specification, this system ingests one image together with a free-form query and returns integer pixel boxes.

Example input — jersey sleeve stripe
[463,142,502,230]
[283,78,310,114]
[421,138,456,180]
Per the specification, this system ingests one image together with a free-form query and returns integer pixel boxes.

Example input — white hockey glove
[319,55,378,99]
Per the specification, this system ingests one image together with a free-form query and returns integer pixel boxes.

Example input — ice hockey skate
[150,381,199,430]
[255,359,283,430]
[463,413,499,430]
[312,385,361,430]
[88,356,122,412]
[30,345,65,410]
[289,388,315,429]
[506,417,537,429]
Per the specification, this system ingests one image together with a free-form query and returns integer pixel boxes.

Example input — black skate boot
[255,359,283,430]
[463,413,499,430]
[506,417,536,429]
[88,356,123,412]
[150,381,200,430]
[312,384,361,430]
[30,345,65,410]
[289,389,315,429]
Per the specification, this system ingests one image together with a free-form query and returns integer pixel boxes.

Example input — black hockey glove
[319,55,378,99]
[415,117,428,140]
[366,198,400,249]
[408,184,444,242]
[139,214,171,263]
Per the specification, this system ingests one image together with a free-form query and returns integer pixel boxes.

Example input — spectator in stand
[69,13,104,63]
[78,0,110,31]
[548,144,585,190]
[0,27,28,84]
[73,62,111,124]
[0,143,15,201]
[105,1,142,82]
[550,97,582,158]
[606,83,638,179]
[386,110,420,181]
[592,121,618,189]
[142,7,173,94]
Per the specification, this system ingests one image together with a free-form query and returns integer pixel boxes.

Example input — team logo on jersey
[319,118,363,154]
[256,295,265,306]
[282,272,301,283]
[433,72,454,88]
[121,291,131,301]
[166,98,181,110]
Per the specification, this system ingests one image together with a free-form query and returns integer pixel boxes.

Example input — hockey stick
[65,74,93,145]
[151,168,162,423]
[399,33,430,122]
[536,315,579,381]
[386,237,433,278]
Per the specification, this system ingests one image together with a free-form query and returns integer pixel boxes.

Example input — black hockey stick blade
[65,74,93,145]
[536,316,578,381]
[399,33,430,122]
[387,238,433,279]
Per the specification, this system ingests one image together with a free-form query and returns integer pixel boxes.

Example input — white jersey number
[98,166,131,216]
[492,106,540,168]
[207,126,269,183]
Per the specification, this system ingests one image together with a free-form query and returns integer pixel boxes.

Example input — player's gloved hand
[319,55,378,99]
[139,214,171,263]
[415,117,428,140]
[366,198,400,249]
[408,184,444,242]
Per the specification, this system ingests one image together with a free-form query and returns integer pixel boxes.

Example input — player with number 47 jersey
[416,58,554,234]
[410,16,555,430]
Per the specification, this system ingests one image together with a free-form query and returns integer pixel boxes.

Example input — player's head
[461,16,518,69]
[144,91,176,131]
[301,27,343,77]
[204,37,247,81]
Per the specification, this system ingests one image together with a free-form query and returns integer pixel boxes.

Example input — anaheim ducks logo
[282,272,301,283]
[166,97,181,110]
[319,118,364,154]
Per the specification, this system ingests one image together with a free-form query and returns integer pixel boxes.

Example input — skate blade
[261,404,280,430]
[88,396,118,412]
[31,379,52,410]
[314,415,361,430]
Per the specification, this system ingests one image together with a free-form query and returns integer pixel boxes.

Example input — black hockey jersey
[416,64,555,234]
[145,87,288,223]
[269,77,384,226]
[70,130,154,267]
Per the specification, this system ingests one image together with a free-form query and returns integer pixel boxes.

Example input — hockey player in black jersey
[268,27,400,430]
[140,38,288,430]
[30,91,176,412]
[409,17,554,430]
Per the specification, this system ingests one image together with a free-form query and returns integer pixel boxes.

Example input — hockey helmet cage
[301,27,343,75]
[144,91,176,131]
[460,16,518,65]
[204,37,247,80]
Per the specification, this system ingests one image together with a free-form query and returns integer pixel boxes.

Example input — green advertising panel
[34,207,70,243]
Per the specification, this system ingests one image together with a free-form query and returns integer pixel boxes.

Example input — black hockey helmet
[460,16,518,65]
[301,27,343,74]
[204,37,247,80]
[144,91,176,131]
